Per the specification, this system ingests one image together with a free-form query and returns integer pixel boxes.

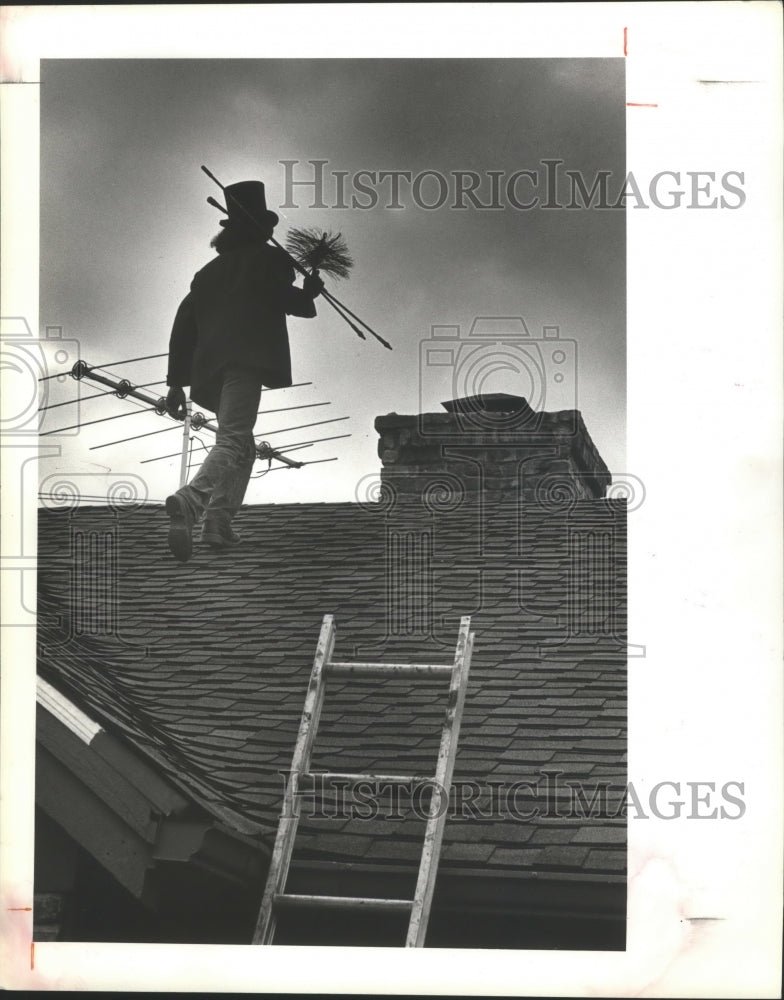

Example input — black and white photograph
[1,3,781,996]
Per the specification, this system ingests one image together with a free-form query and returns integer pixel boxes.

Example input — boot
[201,511,241,550]
[165,493,194,563]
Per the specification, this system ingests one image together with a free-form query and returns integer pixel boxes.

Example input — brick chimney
[374,394,611,502]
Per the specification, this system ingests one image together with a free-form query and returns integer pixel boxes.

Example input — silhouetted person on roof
[164,180,323,562]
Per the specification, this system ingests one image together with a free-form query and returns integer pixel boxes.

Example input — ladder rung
[273,893,413,913]
[327,661,453,678]
[303,771,433,786]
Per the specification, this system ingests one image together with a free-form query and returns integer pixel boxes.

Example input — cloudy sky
[40,57,625,505]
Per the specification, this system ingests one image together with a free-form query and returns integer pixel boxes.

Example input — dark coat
[167,244,317,412]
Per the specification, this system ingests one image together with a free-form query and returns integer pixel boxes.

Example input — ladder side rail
[406,618,474,948]
[252,614,336,945]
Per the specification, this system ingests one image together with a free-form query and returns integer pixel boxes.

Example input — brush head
[285,227,354,280]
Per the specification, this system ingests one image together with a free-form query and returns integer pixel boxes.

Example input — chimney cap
[441,394,534,415]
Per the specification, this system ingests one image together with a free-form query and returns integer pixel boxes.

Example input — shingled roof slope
[37,497,627,883]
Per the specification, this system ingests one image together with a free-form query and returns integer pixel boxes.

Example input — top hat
[219,180,279,229]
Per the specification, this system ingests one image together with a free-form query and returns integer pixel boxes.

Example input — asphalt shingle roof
[37,496,627,880]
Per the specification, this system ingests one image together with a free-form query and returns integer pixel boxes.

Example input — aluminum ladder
[252,613,475,947]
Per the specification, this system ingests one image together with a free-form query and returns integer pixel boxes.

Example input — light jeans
[176,366,262,521]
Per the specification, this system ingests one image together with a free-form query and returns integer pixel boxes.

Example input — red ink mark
[626,102,659,107]
[8,907,32,911]
[30,941,35,970]
[623,27,628,56]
